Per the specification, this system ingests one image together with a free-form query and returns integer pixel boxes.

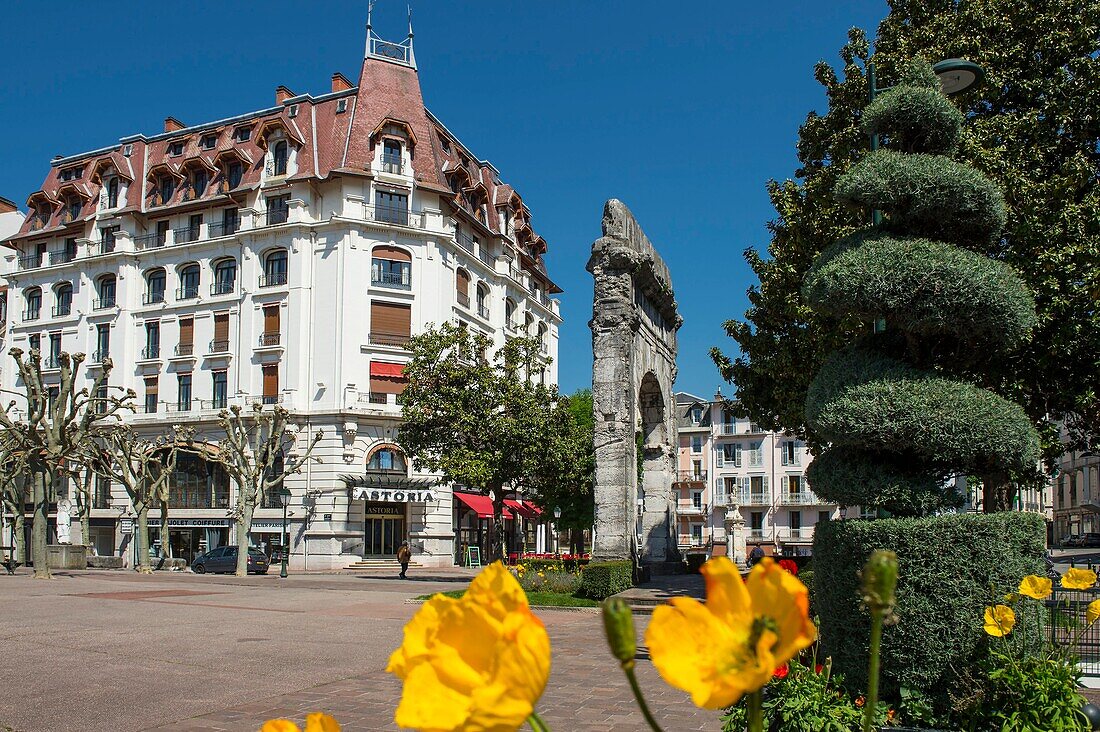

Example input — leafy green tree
[527,388,595,555]
[398,322,571,561]
[713,1,1100,467]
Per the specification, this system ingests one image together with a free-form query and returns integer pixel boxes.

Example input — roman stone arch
[588,199,682,567]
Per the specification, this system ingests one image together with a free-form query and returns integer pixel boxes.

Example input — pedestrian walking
[749,545,765,567]
[397,541,412,579]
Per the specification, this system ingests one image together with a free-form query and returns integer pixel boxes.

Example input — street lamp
[278,487,292,578]
[553,506,562,554]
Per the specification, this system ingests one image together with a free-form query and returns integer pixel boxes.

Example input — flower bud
[861,549,899,617]
[601,598,637,663]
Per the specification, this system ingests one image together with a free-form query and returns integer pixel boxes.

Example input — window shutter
[715,447,723,468]
[734,443,742,467]
[214,313,229,342]
[263,304,280,334]
[373,245,411,262]
[763,476,770,495]
[456,269,470,297]
[262,364,278,398]
[144,376,158,397]
[179,317,193,346]
[370,301,411,338]
[781,442,788,466]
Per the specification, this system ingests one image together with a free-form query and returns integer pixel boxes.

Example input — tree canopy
[712,0,1100,461]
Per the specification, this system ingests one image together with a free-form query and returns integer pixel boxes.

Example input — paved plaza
[0,568,718,732]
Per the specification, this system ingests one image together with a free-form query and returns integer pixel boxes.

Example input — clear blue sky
[1,0,887,397]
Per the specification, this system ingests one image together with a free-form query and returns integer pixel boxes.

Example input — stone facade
[588,200,681,566]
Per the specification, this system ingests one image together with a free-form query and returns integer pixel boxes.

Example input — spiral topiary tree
[802,61,1040,515]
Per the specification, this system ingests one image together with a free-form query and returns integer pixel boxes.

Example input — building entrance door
[365,516,404,556]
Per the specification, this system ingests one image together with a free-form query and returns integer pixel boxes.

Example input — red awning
[454,491,515,519]
[505,499,540,520]
[370,361,405,378]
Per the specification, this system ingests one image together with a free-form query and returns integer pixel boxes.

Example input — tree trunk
[12,511,26,565]
[570,528,583,557]
[490,488,507,563]
[235,500,255,576]
[31,465,50,579]
[79,499,91,552]
[136,503,152,574]
[981,471,1013,513]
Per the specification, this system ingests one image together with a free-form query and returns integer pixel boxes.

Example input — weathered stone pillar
[725,507,748,569]
[588,200,683,567]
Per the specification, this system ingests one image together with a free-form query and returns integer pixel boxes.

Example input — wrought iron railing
[141,345,161,360]
[93,297,116,310]
[210,281,235,296]
[675,470,708,482]
[208,339,230,353]
[259,272,288,288]
[174,343,194,357]
[258,332,281,347]
[372,270,411,289]
[174,226,200,244]
[18,255,43,270]
[176,286,199,301]
[143,291,165,305]
[369,332,411,348]
[51,305,71,317]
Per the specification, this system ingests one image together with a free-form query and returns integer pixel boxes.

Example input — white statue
[56,497,73,545]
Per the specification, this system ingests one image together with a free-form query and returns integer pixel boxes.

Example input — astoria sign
[353,488,436,503]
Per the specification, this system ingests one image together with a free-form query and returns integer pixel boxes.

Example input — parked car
[1063,534,1085,548]
[191,546,269,574]
[1083,533,1100,548]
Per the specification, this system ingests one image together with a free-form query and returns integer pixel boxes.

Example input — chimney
[276,85,295,104]
[0,197,16,214]
[164,117,185,132]
[331,72,353,92]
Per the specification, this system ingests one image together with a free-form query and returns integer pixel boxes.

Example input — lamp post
[553,506,562,555]
[278,487,291,578]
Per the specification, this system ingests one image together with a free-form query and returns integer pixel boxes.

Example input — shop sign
[147,518,230,528]
[356,489,436,504]
[120,518,134,535]
[251,520,287,530]
[365,502,406,516]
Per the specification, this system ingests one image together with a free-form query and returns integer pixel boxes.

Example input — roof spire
[407,4,416,67]
[365,0,375,57]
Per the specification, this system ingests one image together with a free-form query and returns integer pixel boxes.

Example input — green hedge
[805,444,956,516]
[813,513,1046,708]
[579,560,634,600]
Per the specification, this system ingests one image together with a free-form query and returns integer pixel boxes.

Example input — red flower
[815,664,824,674]
[855,696,866,708]
[773,664,789,679]
[778,559,799,575]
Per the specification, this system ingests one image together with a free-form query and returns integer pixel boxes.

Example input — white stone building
[673,391,842,560]
[0,25,561,569]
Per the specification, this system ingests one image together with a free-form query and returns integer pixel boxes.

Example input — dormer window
[59,166,83,181]
[168,141,184,156]
[201,134,217,150]
[106,177,120,208]
[381,140,402,174]
[287,104,299,118]
[336,99,347,114]
[65,197,82,222]
[233,126,252,143]
[440,136,451,153]
[272,141,288,176]
[191,169,208,198]
[158,175,175,204]
[227,161,243,189]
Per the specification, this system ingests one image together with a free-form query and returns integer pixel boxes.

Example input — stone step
[344,559,423,569]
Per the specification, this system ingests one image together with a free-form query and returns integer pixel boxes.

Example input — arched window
[524,312,534,335]
[455,269,470,308]
[178,264,200,300]
[23,287,42,321]
[213,259,237,295]
[272,141,288,176]
[476,284,489,319]
[366,446,407,474]
[505,298,517,329]
[145,268,166,304]
[106,177,120,208]
[537,322,548,354]
[95,275,116,309]
[262,249,288,287]
[371,245,411,289]
[54,283,73,317]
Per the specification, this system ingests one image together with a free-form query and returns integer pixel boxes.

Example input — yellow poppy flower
[1088,599,1100,626]
[644,556,816,710]
[260,713,340,732]
[386,561,551,731]
[1018,575,1052,600]
[983,604,1016,637]
[1061,567,1098,590]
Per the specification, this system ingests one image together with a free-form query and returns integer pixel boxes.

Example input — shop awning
[505,499,541,520]
[370,361,405,377]
[454,491,514,519]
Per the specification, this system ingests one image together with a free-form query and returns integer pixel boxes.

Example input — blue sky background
[0,0,887,397]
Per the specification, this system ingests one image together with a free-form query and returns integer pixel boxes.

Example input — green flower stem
[621,660,665,732]
[747,690,764,732]
[527,711,551,732]
[864,609,883,732]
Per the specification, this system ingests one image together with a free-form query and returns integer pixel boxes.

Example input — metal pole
[280,499,289,578]
[868,62,883,228]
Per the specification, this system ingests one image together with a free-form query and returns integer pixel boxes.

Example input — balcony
[477,304,490,319]
[174,343,195,357]
[739,491,771,506]
[361,205,426,229]
[372,270,411,290]
[748,529,768,541]
[22,309,41,322]
[257,332,281,347]
[380,157,403,175]
[456,230,476,253]
[208,339,230,354]
[134,233,164,250]
[257,209,290,227]
[42,355,62,370]
[720,423,738,435]
[93,297,116,310]
[176,286,200,301]
[369,331,411,349]
[143,291,166,305]
[198,398,229,411]
[19,255,44,270]
[258,272,288,288]
[91,350,109,364]
[140,345,161,360]
[174,226,200,244]
[780,491,822,505]
[208,220,239,238]
[675,470,708,483]
[678,502,706,516]
[210,281,235,296]
[778,527,814,543]
[50,249,76,265]
[51,305,72,318]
